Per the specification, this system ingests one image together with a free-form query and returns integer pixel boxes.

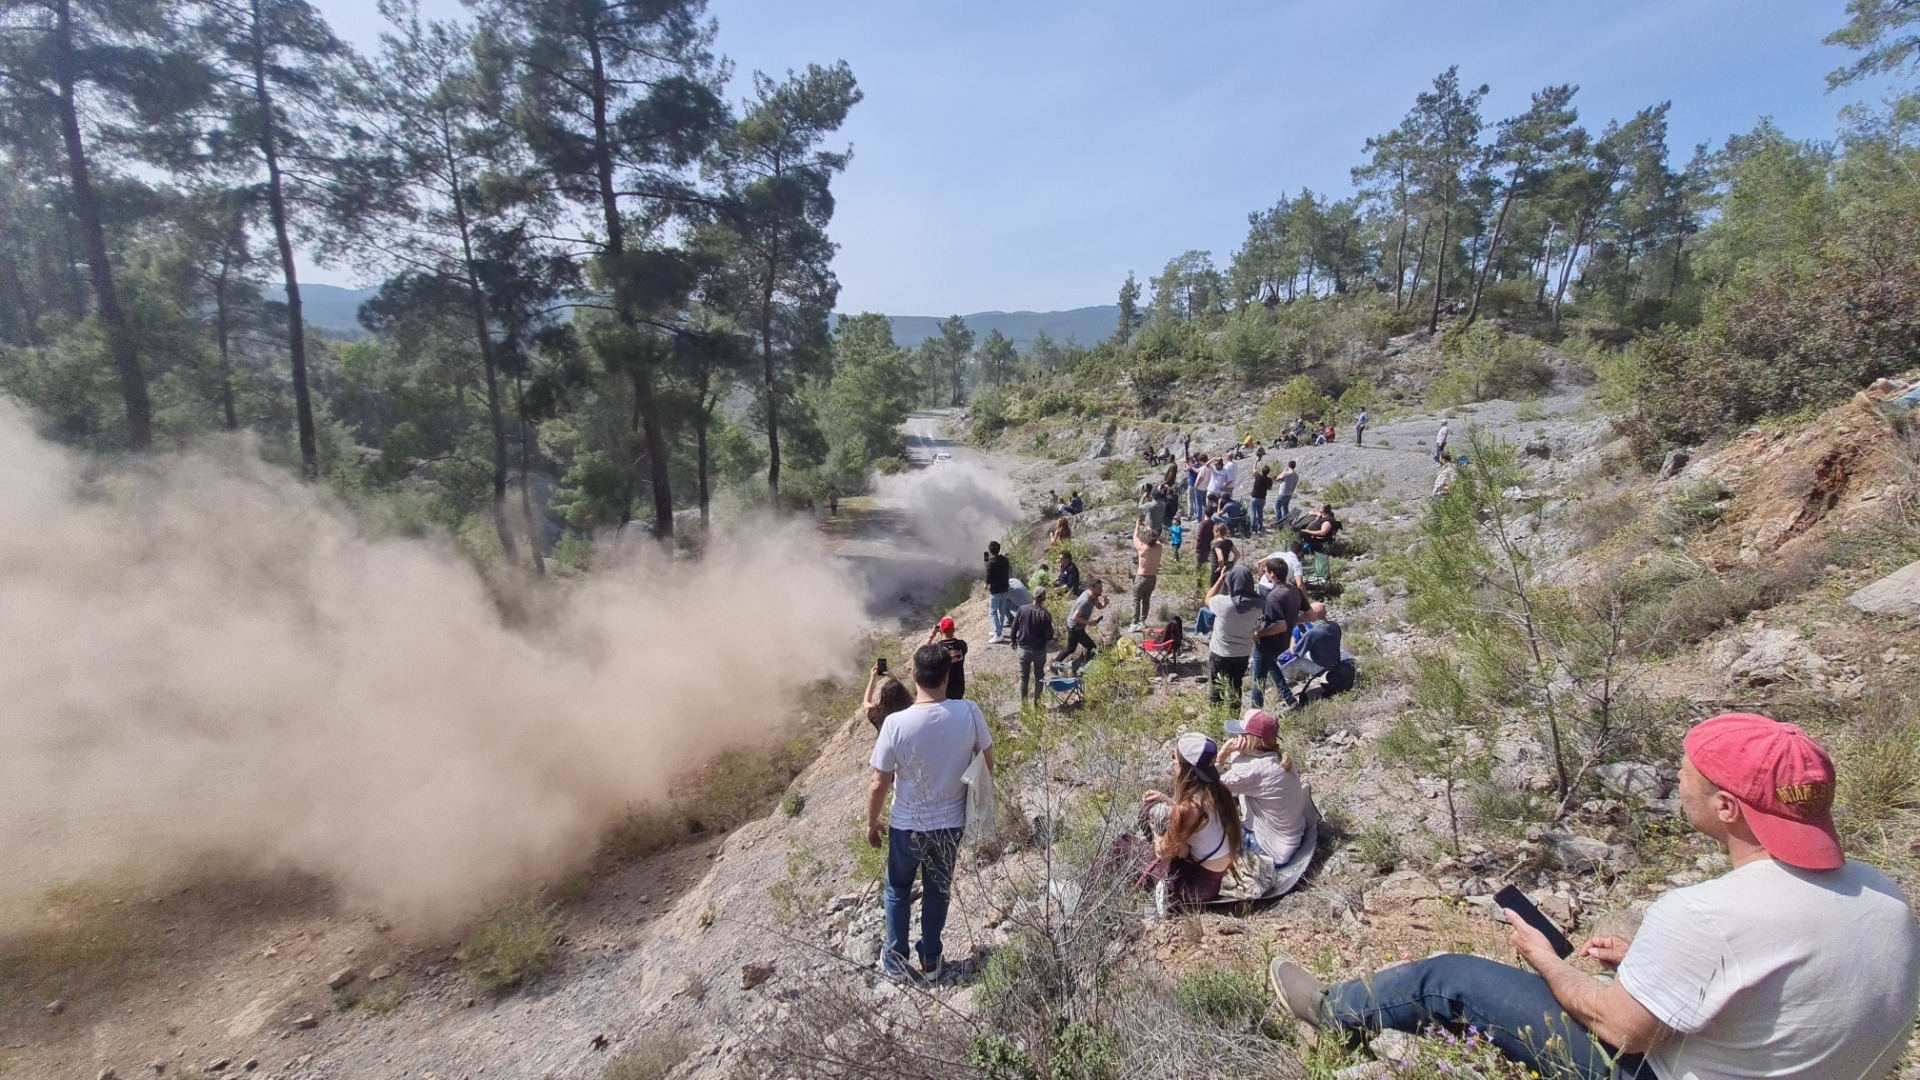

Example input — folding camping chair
[1139,619,1187,679]
[1046,676,1085,710]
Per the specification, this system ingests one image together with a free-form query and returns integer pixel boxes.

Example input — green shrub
[1429,323,1552,406]
[602,1030,696,1080]
[1175,966,1281,1037]
[460,898,563,993]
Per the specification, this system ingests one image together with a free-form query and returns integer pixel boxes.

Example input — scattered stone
[1542,832,1627,875]
[590,1034,609,1051]
[149,1061,167,1075]
[289,1015,318,1031]
[1371,1029,1418,1064]
[44,999,66,1016]
[367,965,394,981]
[1596,762,1669,800]
[1656,448,1691,481]
[97,1069,117,1080]
[1523,439,1552,460]
[244,1060,258,1072]
[1708,628,1828,686]
[261,947,278,959]
[325,966,358,990]
[206,1059,230,1073]
[740,961,775,990]
[1846,560,1920,617]
[1364,871,1440,913]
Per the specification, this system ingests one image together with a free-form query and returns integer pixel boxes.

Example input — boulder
[1656,448,1691,481]
[1542,832,1628,875]
[1363,870,1440,914]
[1707,628,1829,686]
[1596,762,1670,801]
[1847,560,1920,617]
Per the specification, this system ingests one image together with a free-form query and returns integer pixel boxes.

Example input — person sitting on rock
[1049,514,1072,547]
[1140,732,1244,906]
[1068,491,1084,514]
[1269,712,1920,1080]
[862,660,914,732]
[1054,550,1082,598]
[1221,709,1311,867]
[1280,601,1355,705]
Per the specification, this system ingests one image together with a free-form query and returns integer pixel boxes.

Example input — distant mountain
[264,283,379,336]
[844,307,1118,353]
[291,284,1118,355]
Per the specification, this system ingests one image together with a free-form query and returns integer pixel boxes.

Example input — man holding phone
[1268,713,1920,1080]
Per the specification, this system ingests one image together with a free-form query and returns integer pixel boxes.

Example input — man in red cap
[925,617,968,700]
[1269,712,1920,1079]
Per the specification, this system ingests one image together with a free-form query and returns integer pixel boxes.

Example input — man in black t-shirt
[985,541,1012,643]
[1250,465,1274,535]
[1250,556,1302,709]
[927,617,970,699]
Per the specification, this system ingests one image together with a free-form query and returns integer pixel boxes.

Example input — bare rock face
[1596,762,1670,801]
[1847,560,1920,617]
[1707,628,1829,687]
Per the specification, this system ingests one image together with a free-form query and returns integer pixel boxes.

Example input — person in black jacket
[985,541,1013,643]
[1008,588,1056,706]
[1055,551,1082,598]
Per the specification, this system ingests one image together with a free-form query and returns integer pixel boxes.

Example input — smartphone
[1493,885,1574,959]
[875,657,888,675]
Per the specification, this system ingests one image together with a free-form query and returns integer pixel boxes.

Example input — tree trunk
[1536,222,1556,307]
[514,373,544,576]
[695,376,714,530]
[760,258,781,500]
[250,0,317,476]
[1666,231,1688,303]
[1464,182,1518,328]
[1427,207,1452,333]
[55,0,151,450]
[213,262,239,431]
[1407,217,1432,317]
[445,125,521,571]
[587,29,672,541]
[1391,208,1410,312]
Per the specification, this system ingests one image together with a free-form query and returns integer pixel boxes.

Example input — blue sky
[310,0,1893,316]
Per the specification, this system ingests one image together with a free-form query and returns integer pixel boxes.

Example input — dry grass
[459,898,563,993]
[602,1029,696,1080]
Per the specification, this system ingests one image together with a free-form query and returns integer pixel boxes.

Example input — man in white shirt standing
[1270,712,1920,1079]
[1207,455,1235,507]
[868,644,994,981]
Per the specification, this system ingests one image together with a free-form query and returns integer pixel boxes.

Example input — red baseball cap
[1226,709,1279,741]
[937,617,955,633]
[1683,713,1843,870]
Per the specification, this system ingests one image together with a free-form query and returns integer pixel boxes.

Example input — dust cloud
[0,400,869,929]
[875,461,1021,569]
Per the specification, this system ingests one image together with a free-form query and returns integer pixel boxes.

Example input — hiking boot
[1269,958,1329,1028]
[920,956,942,982]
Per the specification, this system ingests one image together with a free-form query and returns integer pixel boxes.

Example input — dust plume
[875,461,1021,568]
[0,400,867,929]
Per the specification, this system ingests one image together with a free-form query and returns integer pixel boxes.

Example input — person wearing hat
[924,617,969,700]
[1140,733,1244,906]
[1269,713,1920,1080]
[1221,709,1310,867]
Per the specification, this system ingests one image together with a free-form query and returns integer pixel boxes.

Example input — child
[1168,518,1184,562]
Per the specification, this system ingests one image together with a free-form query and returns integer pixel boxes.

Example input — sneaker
[1268,958,1328,1028]
[1127,622,1145,633]
[920,956,942,982]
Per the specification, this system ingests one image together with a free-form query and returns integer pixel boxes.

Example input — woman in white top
[1205,565,1262,707]
[1221,709,1311,866]
[1142,733,1243,905]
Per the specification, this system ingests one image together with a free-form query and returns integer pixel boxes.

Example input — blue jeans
[883,826,962,973]
[1188,486,1204,521]
[1326,955,1648,1080]
[989,592,1015,638]
[1275,493,1293,524]
[1250,497,1266,533]
[1250,648,1296,707]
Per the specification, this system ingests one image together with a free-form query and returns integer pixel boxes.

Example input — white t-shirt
[1220,753,1309,864]
[870,700,992,833]
[1267,550,1305,586]
[1617,858,1919,1080]
[1208,460,1235,495]
[1206,594,1261,658]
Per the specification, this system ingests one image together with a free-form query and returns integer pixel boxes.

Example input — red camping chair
[1139,618,1186,678]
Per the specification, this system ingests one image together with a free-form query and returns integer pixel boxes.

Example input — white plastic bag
[961,751,998,844]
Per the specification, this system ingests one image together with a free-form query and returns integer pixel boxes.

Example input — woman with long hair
[862,661,914,732]
[1142,733,1244,905]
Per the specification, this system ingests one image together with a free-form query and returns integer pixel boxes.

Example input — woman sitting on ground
[1142,733,1244,905]
[1050,514,1073,546]
[862,661,914,732]
[1221,709,1311,867]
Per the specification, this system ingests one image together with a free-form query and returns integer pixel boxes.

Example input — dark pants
[883,826,962,974]
[1355,426,1365,446]
[1056,622,1097,664]
[1250,647,1296,707]
[1132,574,1157,623]
[1326,955,1648,1080]
[1208,652,1249,705]
[1018,647,1048,703]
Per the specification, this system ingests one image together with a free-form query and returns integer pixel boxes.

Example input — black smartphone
[875,657,888,675]
[1494,885,1574,959]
